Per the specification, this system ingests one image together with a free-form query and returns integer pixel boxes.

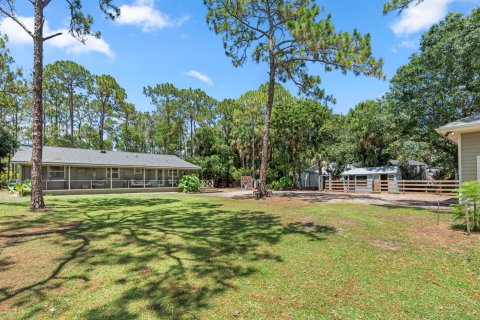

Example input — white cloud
[0,15,114,58]
[391,0,453,36]
[185,70,213,85]
[398,39,418,49]
[117,0,189,32]
[391,39,419,53]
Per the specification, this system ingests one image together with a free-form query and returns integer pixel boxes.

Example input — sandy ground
[0,188,455,211]
[201,189,455,211]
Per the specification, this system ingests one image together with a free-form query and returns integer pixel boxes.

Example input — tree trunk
[292,143,296,189]
[166,117,171,153]
[30,0,45,210]
[125,111,129,151]
[69,84,74,147]
[251,124,255,177]
[6,155,11,183]
[99,106,105,150]
[318,160,324,191]
[190,116,194,157]
[259,57,276,197]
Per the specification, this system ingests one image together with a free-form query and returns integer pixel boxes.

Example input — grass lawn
[1,191,479,319]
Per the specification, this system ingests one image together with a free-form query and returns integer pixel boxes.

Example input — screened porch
[20,165,195,191]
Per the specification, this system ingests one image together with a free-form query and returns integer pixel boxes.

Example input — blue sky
[1,0,479,114]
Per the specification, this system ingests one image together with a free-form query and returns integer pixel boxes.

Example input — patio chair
[92,179,108,188]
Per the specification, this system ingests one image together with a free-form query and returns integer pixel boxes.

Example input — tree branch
[42,0,52,8]
[0,8,33,38]
[43,32,62,41]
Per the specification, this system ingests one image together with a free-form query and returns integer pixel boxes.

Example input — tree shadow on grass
[0,196,336,319]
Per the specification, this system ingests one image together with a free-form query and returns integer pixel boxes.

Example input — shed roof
[388,159,427,166]
[11,146,200,169]
[302,165,329,175]
[436,114,480,143]
[341,166,399,176]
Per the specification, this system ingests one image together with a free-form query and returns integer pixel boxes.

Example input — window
[134,168,143,174]
[172,170,179,178]
[356,175,368,186]
[48,166,64,179]
[107,168,120,179]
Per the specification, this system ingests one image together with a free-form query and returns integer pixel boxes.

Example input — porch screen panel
[71,168,93,181]
[22,166,32,180]
[95,168,106,180]
[121,168,134,180]
[145,169,155,180]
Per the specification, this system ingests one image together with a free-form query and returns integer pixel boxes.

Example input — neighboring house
[298,165,331,189]
[341,166,402,193]
[11,146,200,194]
[436,114,480,183]
[388,159,428,179]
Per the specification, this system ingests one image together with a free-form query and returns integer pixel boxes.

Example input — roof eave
[11,160,200,170]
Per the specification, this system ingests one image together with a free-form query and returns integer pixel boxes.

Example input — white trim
[459,133,462,183]
[47,165,66,179]
[111,168,120,179]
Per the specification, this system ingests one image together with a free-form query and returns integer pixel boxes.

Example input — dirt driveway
[201,189,455,211]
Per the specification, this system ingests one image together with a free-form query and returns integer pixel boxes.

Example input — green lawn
[0,192,479,319]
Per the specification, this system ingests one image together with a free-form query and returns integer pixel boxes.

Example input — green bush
[452,181,480,232]
[10,179,31,197]
[179,174,201,193]
[267,176,293,191]
[0,171,17,189]
[232,167,251,183]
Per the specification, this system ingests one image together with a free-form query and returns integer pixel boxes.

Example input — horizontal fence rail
[42,179,180,191]
[325,180,459,195]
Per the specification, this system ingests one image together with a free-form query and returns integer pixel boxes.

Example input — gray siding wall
[461,132,480,181]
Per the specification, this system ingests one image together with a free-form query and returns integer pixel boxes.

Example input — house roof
[436,114,480,143]
[388,159,427,166]
[341,166,399,176]
[302,165,329,175]
[11,146,200,169]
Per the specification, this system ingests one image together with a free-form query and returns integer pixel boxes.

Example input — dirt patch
[202,189,454,210]
[408,223,480,251]
[370,239,403,250]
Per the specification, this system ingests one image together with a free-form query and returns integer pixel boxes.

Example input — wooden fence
[200,180,214,189]
[326,180,459,195]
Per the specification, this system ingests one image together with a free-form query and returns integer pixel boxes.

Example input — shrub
[267,176,292,191]
[179,174,201,193]
[9,179,31,197]
[452,181,480,232]
[232,167,251,183]
[0,171,17,189]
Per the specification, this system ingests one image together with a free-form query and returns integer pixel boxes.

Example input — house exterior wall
[18,164,196,191]
[460,132,480,182]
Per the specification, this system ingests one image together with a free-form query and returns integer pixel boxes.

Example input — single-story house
[11,146,200,194]
[436,114,480,183]
[341,166,402,193]
[388,159,428,179]
[297,165,331,189]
